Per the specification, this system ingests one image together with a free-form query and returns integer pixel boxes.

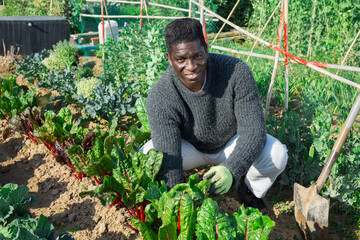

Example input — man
[142,18,288,214]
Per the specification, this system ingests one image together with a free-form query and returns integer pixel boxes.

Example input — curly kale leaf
[15,49,49,84]
[78,82,139,124]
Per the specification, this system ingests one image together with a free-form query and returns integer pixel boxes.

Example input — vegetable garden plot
[1,0,360,238]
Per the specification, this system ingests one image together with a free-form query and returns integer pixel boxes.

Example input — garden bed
[0,55,357,239]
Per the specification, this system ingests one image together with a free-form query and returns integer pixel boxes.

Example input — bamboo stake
[210,0,241,45]
[189,0,192,17]
[246,0,281,62]
[191,0,360,89]
[103,0,115,40]
[80,13,217,21]
[200,0,204,28]
[284,0,289,111]
[341,29,360,66]
[259,0,265,33]
[101,0,105,70]
[86,0,214,17]
[101,0,105,43]
[143,0,150,23]
[139,0,144,33]
[210,45,360,73]
[307,0,317,58]
[265,0,284,121]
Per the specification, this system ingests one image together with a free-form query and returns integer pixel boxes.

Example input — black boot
[237,177,268,216]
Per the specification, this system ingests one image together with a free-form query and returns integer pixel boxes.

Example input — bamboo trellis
[188,0,360,121]
[82,0,360,121]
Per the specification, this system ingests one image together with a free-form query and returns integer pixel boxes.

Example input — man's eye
[195,54,203,59]
[176,58,184,63]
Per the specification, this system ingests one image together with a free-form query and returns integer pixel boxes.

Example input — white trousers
[141,133,288,198]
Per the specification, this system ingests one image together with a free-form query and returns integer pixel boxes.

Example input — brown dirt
[0,55,358,240]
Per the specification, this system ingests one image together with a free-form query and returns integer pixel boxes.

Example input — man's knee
[140,140,154,154]
[271,140,288,173]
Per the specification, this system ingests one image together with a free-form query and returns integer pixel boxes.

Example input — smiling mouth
[185,72,200,79]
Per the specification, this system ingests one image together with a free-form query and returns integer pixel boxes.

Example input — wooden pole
[86,0,214,17]
[211,0,241,45]
[210,45,360,73]
[307,0,317,58]
[143,0,150,23]
[139,0,144,33]
[190,0,360,90]
[341,29,360,66]
[265,0,284,121]
[200,0,204,27]
[246,0,281,62]
[80,13,214,20]
[284,0,289,111]
[189,0,192,17]
[101,0,105,43]
[103,0,115,40]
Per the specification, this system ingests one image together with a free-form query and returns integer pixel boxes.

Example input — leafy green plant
[0,183,74,240]
[15,49,50,84]
[77,76,101,99]
[3,106,43,144]
[0,183,36,225]
[42,40,79,72]
[78,82,139,126]
[33,107,90,178]
[99,23,167,96]
[0,76,39,142]
[78,145,163,225]
[132,174,275,239]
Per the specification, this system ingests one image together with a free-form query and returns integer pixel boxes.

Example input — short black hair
[165,18,207,53]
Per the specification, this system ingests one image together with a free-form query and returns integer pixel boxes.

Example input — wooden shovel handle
[315,92,360,193]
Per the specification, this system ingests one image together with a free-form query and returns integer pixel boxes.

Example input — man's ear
[166,52,173,66]
[204,43,209,56]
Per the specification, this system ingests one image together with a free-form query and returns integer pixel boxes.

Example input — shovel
[294,92,360,239]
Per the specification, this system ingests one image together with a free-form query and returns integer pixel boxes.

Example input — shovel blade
[294,183,329,240]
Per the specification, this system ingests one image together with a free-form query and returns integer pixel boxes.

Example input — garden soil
[0,56,355,240]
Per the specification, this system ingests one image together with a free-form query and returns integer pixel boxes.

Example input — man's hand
[203,166,233,196]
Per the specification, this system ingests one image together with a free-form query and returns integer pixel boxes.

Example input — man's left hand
[203,166,233,196]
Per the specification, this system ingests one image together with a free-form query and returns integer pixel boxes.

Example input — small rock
[68,212,77,222]
[24,151,30,158]
[97,222,107,233]
[51,189,59,195]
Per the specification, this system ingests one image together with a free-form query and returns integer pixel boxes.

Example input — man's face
[166,40,208,92]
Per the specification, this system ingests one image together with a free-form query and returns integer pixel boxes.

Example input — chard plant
[0,76,38,121]
[133,174,275,240]
[0,183,74,240]
[33,107,90,179]
[78,144,163,227]
[0,76,40,143]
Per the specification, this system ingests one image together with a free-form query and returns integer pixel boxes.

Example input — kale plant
[78,82,139,126]
[15,49,50,84]
[38,65,93,105]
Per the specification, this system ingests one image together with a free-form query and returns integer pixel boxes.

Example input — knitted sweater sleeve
[220,61,266,184]
[146,84,185,189]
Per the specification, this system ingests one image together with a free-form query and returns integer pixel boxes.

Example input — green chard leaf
[196,198,236,240]
[232,205,275,240]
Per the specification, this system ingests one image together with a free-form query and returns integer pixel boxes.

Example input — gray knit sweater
[146,53,266,188]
